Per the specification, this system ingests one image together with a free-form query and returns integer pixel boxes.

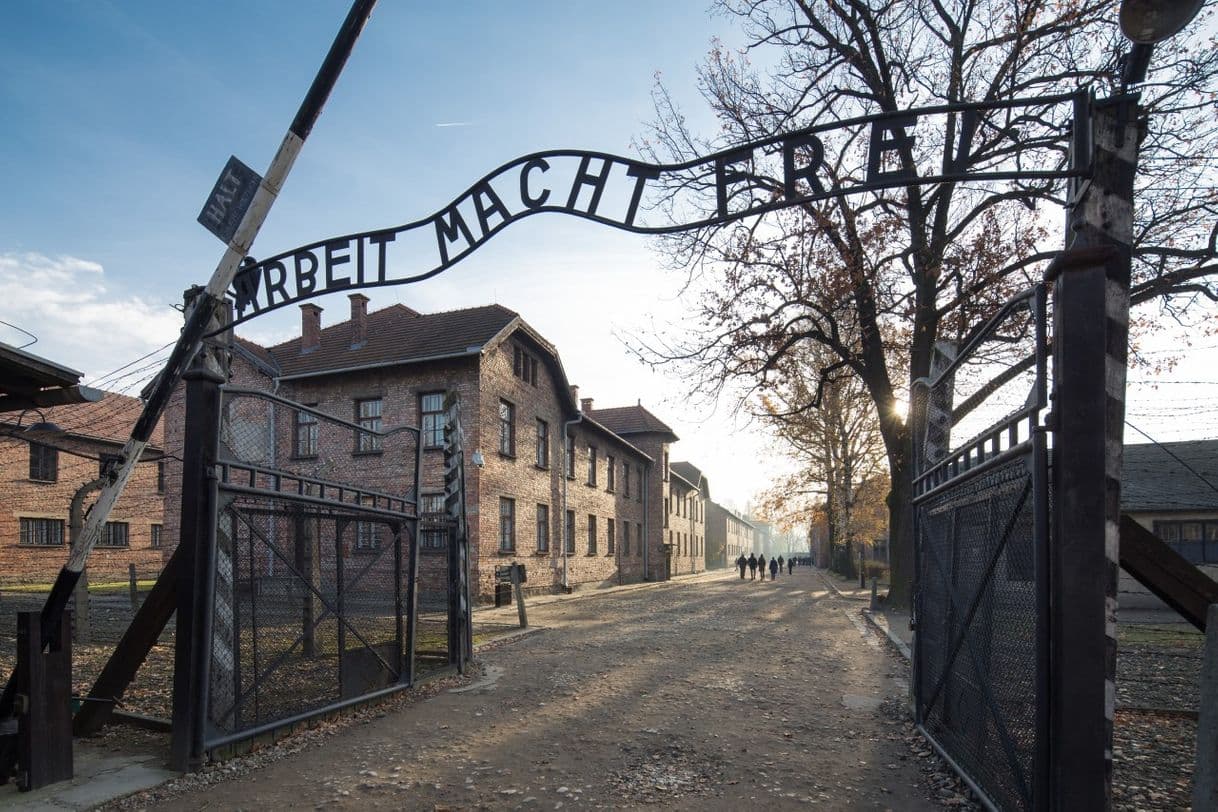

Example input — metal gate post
[1050,93,1140,810]
[170,356,224,773]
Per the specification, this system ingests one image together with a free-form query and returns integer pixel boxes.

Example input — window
[535,419,549,468]
[295,409,319,457]
[355,398,383,452]
[150,523,163,548]
[99,521,129,548]
[565,434,575,478]
[499,498,516,552]
[512,345,539,386]
[99,453,121,478]
[623,463,631,498]
[420,493,447,549]
[499,400,515,456]
[536,504,550,552]
[355,519,381,551]
[663,451,669,480]
[421,393,445,448]
[637,523,644,556]
[587,446,597,486]
[606,455,615,492]
[565,510,576,554]
[20,518,63,546]
[1155,519,1218,563]
[623,522,631,556]
[637,466,643,501]
[587,514,597,555]
[157,460,166,493]
[607,519,615,555]
[28,443,57,482]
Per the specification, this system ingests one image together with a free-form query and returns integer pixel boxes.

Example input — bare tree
[758,344,887,576]
[631,0,1218,605]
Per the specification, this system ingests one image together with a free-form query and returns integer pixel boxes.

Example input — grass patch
[1118,623,1203,649]
[0,580,157,595]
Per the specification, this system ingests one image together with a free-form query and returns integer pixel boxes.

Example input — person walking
[787,556,794,575]
[776,555,785,577]
[758,554,767,581]
[769,556,779,581]
[737,554,748,579]
[748,553,758,580]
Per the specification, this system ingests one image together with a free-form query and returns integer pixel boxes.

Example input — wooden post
[511,565,527,629]
[170,358,224,773]
[1050,94,1139,810]
[15,611,72,791]
[1194,604,1218,809]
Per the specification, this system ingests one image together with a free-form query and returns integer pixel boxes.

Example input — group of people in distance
[735,552,796,581]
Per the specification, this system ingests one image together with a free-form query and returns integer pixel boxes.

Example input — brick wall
[1,415,164,585]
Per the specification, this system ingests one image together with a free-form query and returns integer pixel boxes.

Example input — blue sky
[3,1,1214,518]
[0,0,792,514]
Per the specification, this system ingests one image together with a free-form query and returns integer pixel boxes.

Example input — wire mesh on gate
[203,387,431,748]
[913,285,1049,810]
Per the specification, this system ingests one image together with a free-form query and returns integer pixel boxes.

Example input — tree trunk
[886,440,914,608]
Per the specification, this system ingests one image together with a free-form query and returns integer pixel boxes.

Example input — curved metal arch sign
[225,92,1088,327]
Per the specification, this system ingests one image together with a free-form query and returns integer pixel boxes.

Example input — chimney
[300,304,322,353]
[581,397,594,413]
[570,385,580,407]
[349,293,369,348]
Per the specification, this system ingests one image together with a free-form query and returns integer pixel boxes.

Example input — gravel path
[125,568,945,810]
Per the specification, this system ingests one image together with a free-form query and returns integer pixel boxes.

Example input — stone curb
[862,609,912,661]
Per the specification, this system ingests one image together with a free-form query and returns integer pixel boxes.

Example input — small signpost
[494,564,528,628]
[196,156,262,244]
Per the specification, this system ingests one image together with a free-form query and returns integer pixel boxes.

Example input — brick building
[161,296,705,602]
[706,501,755,570]
[0,393,165,584]
[585,406,707,580]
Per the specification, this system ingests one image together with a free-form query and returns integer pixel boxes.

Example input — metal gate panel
[913,285,1049,810]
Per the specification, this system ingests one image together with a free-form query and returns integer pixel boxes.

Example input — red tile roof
[587,405,679,442]
[267,303,519,379]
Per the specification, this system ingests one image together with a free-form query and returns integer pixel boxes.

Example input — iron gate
[168,381,474,762]
[913,285,1050,810]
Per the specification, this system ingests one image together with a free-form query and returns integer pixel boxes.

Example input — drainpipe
[642,462,650,581]
[561,412,582,591]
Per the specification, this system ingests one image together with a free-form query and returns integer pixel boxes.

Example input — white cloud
[0,252,181,387]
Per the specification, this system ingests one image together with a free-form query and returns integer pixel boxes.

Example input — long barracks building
[161,295,720,602]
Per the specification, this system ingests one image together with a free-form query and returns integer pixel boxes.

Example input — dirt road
[146,567,942,810]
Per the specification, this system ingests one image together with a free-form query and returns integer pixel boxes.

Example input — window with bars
[607,518,615,555]
[420,493,447,549]
[499,400,515,456]
[565,510,575,554]
[623,462,630,498]
[28,443,57,482]
[98,521,129,548]
[355,398,383,453]
[637,466,644,502]
[565,435,575,478]
[500,498,516,552]
[606,455,615,492]
[587,514,597,555]
[587,446,597,486]
[536,504,549,552]
[295,408,319,457]
[1154,519,1218,564]
[421,392,445,448]
[157,460,166,493]
[623,522,631,556]
[535,419,549,468]
[19,517,63,546]
[150,523,163,548]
